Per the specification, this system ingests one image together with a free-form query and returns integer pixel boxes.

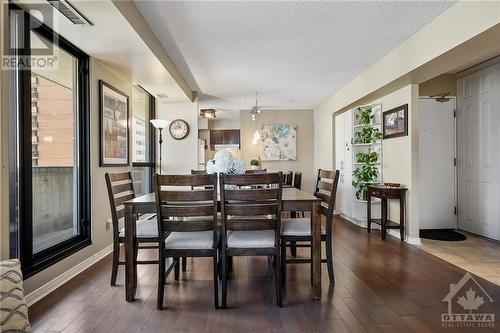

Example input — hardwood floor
[29,217,500,332]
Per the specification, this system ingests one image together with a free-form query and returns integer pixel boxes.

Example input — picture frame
[383,104,408,139]
[99,80,130,166]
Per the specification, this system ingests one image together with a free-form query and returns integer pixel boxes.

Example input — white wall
[157,102,199,174]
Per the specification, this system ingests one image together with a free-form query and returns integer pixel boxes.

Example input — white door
[457,63,500,240]
[334,111,353,217]
[342,110,353,217]
[418,97,456,229]
[334,113,345,214]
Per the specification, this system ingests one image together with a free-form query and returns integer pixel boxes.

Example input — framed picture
[99,80,129,166]
[383,104,408,139]
[260,124,297,161]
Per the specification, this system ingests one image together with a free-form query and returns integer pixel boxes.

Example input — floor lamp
[150,119,170,175]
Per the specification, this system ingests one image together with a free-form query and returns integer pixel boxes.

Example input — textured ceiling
[135,1,456,111]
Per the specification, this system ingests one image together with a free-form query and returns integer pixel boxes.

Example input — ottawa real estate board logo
[442,272,495,328]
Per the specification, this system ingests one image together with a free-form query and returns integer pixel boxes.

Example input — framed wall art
[260,124,297,161]
[99,80,129,166]
[383,104,408,139]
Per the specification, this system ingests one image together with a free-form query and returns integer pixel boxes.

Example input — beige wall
[157,102,199,174]
[20,59,133,294]
[240,109,315,194]
[419,74,457,97]
[208,119,240,130]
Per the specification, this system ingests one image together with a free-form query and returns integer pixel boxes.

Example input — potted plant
[352,148,380,200]
[250,158,260,170]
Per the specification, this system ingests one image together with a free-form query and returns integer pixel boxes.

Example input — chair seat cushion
[119,218,158,238]
[227,230,275,248]
[165,231,215,250]
[282,218,326,237]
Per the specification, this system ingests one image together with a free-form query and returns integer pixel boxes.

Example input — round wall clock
[169,119,189,140]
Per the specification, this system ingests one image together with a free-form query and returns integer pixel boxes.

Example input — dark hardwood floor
[29,217,500,332]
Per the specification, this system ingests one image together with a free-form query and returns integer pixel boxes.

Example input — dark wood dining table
[123,187,322,302]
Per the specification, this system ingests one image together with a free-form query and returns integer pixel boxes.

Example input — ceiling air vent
[47,0,92,26]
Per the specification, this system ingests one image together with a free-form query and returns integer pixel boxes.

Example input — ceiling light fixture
[249,92,262,121]
[200,109,216,119]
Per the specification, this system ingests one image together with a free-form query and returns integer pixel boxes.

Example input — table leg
[381,198,387,241]
[125,204,137,302]
[367,192,371,233]
[311,201,321,300]
[400,192,405,241]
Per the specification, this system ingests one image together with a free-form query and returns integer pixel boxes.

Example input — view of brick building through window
[32,74,74,166]
[30,36,79,253]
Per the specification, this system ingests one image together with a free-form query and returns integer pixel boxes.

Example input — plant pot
[250,165,259,170]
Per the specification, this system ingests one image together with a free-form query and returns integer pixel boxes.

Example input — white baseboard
[387,229,422,245]
[26,244,113,307]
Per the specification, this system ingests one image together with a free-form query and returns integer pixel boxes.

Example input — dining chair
[245,169,267,174]
[281,169,340,284]
[220,172,283,308]
[105,172,159,286]
[283,171,293,187]
[293,172,302,190]
[290,171,304,249]
[154,173,219,310]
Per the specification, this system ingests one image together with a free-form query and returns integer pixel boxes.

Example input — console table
[367,185,407,241]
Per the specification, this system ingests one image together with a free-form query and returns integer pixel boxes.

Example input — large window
[9,6,90,276]
[131,86,155,195]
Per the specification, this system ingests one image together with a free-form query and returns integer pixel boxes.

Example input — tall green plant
[352,164,379,200]
[353,126,382,144]
[352,106,381,199]
[355,149,378,164]
[355,106,373,125]
[352,149,380,200]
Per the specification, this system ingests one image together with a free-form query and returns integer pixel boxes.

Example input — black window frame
[131,85,156,193]
[9,4,91,278]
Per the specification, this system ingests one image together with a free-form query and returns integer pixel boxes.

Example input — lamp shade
[150,119,170,129]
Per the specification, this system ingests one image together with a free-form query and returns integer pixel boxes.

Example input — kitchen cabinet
[210,130,240,148]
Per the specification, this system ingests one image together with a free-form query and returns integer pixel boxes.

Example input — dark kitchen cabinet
[210,130,240,148]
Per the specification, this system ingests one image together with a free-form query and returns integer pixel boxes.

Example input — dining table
[123,187,322,302]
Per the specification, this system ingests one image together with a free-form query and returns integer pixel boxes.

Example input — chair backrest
[154,174,218,241]
[293,172,302,190]
[283,171,293,186]
[314,169,340,223]
[191,169,212,189]
[245,169,267,174]
[220,173,282,243]
[105,172,136,237]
